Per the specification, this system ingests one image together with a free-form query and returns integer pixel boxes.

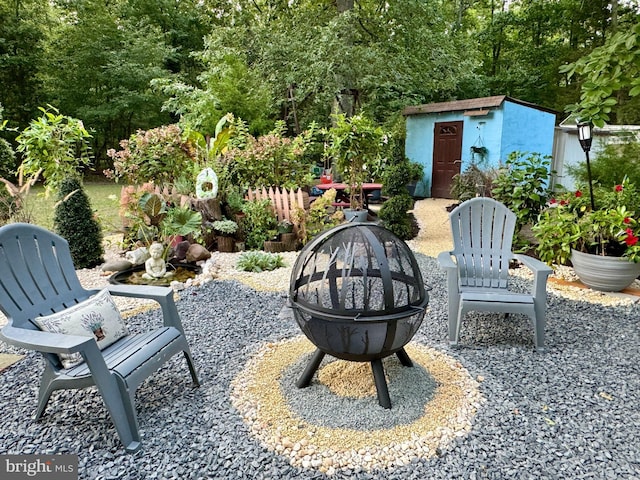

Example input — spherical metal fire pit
[289,222,429,408]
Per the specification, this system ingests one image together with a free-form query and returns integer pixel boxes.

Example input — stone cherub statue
[142,242,174,280]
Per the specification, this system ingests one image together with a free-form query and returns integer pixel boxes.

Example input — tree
[159,0,478,133]
[0,0,54,129]
[42,0,175,170]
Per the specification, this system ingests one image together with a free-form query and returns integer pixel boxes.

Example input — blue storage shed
[403,96,557,198]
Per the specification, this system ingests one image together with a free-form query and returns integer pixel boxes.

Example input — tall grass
[22,182,123,234]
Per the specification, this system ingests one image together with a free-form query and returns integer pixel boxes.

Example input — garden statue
[196,167,218,199]
[142,242,174,280]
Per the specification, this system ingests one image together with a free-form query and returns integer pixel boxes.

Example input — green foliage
[567,140,640,188]
[325,114,386,210]
[236,251,285,273]
[378,195,415,240]
[450,164,496,201]
[241,199,278,250]
[41,0,175,164]
[291,189,343,244]
[106,124,200,188]
[492,152,552,234]
[378,157,420,240]
[0,138,17,222]
[53,177,104,269]
[219,121,318,190]
[562,22,640,126]
[162,206,202,240]
[16,106,92,196]
[154,43,275,136]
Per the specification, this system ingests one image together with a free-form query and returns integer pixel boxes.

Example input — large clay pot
[570,249,640,292]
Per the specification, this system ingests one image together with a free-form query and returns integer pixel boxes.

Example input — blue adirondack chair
[0,223,200,452]
[437,198,552,351]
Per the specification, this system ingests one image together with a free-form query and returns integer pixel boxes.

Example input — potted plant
[211,218,238,252]
[325,114,385,221]
[533,178,640,291]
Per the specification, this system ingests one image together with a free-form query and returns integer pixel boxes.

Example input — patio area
[0,200,639,479]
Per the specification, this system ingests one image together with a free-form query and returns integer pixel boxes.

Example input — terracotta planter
[217,236,235,253]
[570,249,640,292]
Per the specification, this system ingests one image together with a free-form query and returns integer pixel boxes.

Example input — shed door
[431,121,463,198]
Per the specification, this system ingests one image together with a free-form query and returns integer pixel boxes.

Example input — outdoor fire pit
[288,222,429,408]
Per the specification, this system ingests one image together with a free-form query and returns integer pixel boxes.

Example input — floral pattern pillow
[34,288,128,369]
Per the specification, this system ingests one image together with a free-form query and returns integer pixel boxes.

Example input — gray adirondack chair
[0,223,200,452]
[437,198,552,351]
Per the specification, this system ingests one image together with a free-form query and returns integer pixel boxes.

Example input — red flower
[549,198,557,204]
[624,217,631,224]
[560,199,568,206]
[625,228,639,246]
[575,190,583,197]
[615,184,623,192]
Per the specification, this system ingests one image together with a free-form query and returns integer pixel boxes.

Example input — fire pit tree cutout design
[289,223,429,408]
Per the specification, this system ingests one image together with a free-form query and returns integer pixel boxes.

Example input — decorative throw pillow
[34,288,128,369]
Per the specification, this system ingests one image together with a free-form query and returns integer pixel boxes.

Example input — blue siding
[501,101,555,159]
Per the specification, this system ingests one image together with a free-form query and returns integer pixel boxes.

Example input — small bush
[236,251,284,272]
[241,199,277,250]
[450,164,496,201]
[54,177,104,268]
[378,158,419,240]
[567,140,640,188]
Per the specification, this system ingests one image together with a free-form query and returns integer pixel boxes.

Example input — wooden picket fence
[246,187,310,223]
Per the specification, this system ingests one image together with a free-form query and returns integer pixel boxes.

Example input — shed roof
[403,95,558,116]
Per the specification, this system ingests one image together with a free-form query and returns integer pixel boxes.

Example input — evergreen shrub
[54,177,104,268]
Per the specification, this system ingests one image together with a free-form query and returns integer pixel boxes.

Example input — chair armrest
[437,251,457,270]
[0,324,96,355]
[106,285,184,332]
[513,254,553,299]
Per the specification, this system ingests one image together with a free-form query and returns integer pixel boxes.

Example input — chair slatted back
[0,223,87,330]
[449,198,516,289]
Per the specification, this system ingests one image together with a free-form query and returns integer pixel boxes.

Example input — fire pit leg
[371,359,391,409]
[396,347,413,367]
[296,349,326,388]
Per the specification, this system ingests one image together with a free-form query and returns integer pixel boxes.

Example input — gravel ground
[1,199,640,479]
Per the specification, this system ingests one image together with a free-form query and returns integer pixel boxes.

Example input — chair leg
[34,365,57,420]
[183,350,200,387]
[450,303,466,347]
[531,314,546,352]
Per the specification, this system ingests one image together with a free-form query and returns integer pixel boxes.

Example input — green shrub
[241,199,277,249]
[378,158,419,240]
[492,152,552,235]
[567,140,640,188]
[236,251,284,272]
[54,177,104,268]
[106,124,200,189]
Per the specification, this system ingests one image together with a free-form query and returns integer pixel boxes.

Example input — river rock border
[230,336,483,474]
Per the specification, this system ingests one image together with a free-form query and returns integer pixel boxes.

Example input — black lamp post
[577,122,596,211]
